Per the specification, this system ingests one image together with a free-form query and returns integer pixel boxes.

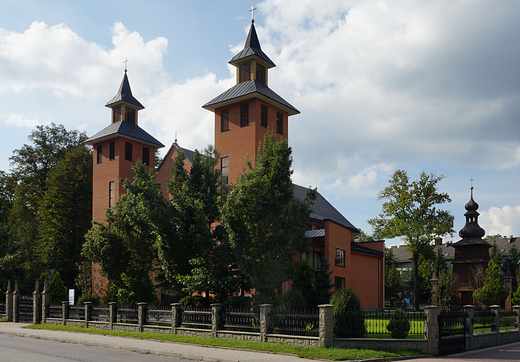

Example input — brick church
[85,20,385,309]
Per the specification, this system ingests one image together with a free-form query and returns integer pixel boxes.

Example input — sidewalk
[0,323,314,362]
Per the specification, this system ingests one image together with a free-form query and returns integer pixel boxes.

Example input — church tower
[85,70,164,224]
[203,19,299,184]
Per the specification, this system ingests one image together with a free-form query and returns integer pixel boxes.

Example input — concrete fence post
[61,301,69,325]
[260,304,273,343]
[32,280,41,324]
[13,281,19,323]
[41,280,49,324]
[84,301,92,328]
[424,306,441,356]
[491,305,500,346]
[513,305,520,340]
[171,303,181,334]
[6,281,12,322]
[137,302,148,332]
[109,302,118,330]
[463,305,475,351]
[318,304,334,348]
[211,303,223,338]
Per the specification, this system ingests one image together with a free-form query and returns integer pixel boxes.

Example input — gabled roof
[106,72,145,110]
[229,23,275,68]
[84,121,164,148]
[157,142,196,170]
[293,184,358,232]
[202,79,300,116]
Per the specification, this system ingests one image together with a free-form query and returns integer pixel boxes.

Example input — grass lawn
[365,316,425,339]
[25,324,421,361]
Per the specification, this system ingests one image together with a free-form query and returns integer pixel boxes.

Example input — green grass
[364,316,425,339]
[25,324,420,361]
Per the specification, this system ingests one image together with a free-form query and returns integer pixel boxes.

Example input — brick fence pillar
[491,305,500,346]
[84,301,92,328]
[171,303,181,334]
[137,302,147,332]
[13,281,19,323]
[109,302,118,330]
[33,280,41,324]
[424,306,441,356]
[260,304,272,343]
[319,304,334,348]
[463,305,475,351]
[61,301,69,325]
[41,280,49,324]
[211,303,222,338]
[5,281,12,322]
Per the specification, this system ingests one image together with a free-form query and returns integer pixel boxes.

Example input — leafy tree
[490,241,504,274]
[438,266,453,309]
[503,245,519,291]
[222,133,316,303]
[355,230,375,242]
[385,248,401,304]
[368,170,454,310]
[38,146,92,288]
[310,259,334,307]
[473,260,509,308]
[291,260,315,307]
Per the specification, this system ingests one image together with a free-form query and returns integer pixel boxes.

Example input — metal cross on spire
[470,178,474,195]
[124,58,129,72]
[250,5,257,23]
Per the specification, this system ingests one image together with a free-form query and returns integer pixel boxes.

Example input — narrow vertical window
[240,104,249,127]
[125,107,136,124]
[109,141,115,160]
[276,112,283,134]
[142,147,150,166]
[239,62,251,82]
[125,142,132,161]
[256,63,266,84]
[113,106,121,123]
[97,145,103,163]
[335,248,345,267]
[221,109,229,132]
[221,157,229,182]
[109,181,115,209]
[335,276,345,290]
[261,105,268,128]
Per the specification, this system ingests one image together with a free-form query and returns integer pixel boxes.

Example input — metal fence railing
[68,305,85,320]
[0,301,6,315]
[181,308,212,329]
[222,308,260,332]
[147,306,172,326]
[271,309,319,337]
[48,304,62,319]
[473,310,495,334]
[364,310,425,339]
[91,306,109,322]
[117,307,138,324]
[499,310,516,332]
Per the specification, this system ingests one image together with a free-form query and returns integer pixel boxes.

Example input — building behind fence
[2,282,520,356]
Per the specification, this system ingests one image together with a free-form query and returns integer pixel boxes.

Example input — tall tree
[473,260,509,308]
[502,245,519,291]
[489,241,504,274]
[368,170,454,310]
[222,133,316,303]
[384,248,401,304]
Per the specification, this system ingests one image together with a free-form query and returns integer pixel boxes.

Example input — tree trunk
[413,252,419,311]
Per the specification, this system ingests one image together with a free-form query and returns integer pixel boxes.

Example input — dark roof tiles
[106,72,145,110]
[229,23,275,68]
[85,121,164,148]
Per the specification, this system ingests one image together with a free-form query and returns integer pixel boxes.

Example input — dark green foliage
[384,248,401,304]
[291,260,315,307]
[116,273,157,306]
[503,245,519,291]
[223,295,252,310]
[101,286,118,305]
[387,309,410,339]
[512,284,520,306]
[49,272,68,303]
[490,242,503,275]
[179,295,213,309]
[330,287,366,338]
[77,292,101,305]
[275,289,308,312]
[311,260,334,307]
[473,260,509,308]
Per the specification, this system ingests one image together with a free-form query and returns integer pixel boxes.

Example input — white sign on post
[68,289,75,305]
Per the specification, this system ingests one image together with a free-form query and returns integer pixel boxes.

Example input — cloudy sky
[1,0,519,246]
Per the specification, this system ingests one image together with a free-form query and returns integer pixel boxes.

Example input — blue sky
[1,0,519,246]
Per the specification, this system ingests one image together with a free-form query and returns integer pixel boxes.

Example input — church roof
[84,121,164,148]
[157,142,196,170]
[202,79,300,115]
[293,184,358,232]
[105,72,145,110]
[229,23,275,68]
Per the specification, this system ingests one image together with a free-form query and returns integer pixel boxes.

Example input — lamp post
[430,272,439,306]
[504,267,513,311]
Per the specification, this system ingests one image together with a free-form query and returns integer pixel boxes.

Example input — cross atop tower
[124,58,129,72]
[249,5,257,23]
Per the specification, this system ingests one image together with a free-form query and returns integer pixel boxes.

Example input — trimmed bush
[275,289,308,312]
[330,287,366,338]
[49,272,68,303]
[179,295,213,309]
[387,309,410,339]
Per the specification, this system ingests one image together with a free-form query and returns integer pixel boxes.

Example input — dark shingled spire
[229,23,276,68]
[106,71,145,110]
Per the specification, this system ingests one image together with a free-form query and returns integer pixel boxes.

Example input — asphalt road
[403,342,520,362]
[0,334,184,362]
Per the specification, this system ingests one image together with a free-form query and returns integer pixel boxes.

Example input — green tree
[49,271,68,303]
[368,170,454,310]
[38,146,92,288]
[331,287,366,338]
[503,245,519,291]
[222,133,316,303]
[291,260,315,307]
[489,241,504,274]
[473,260,509,308]
[385,248,401,304]
[310,259,334,307]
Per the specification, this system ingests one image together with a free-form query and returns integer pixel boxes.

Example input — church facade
[86,21,384,309]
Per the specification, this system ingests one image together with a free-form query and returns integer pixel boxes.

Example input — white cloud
[480,206,520,238]
[5,114,40,128]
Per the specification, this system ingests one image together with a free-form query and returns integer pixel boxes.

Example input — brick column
[424,306,441,356]
[61,301,69,325]
[109,302,118,330]
[513,305,520,340]
[491,305,500,346]
[137,302,148,332]
[41,280,49,324]
[171,303,181,334]
[260,304,273,342]
[318,304,334,348]
[33,280,41,324]
[211,303,223,338]
[5,281,12,322]
[463,305,475,351]
[13,281,19,323]
[84,301,92,328]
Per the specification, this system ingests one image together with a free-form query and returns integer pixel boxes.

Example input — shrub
[387,309,410,339]
[223,295,252,310]
[77,292,101,305]
[274,289,308,312]
[330,287,366,338]
[49,272,68,303]
[179,295,213,309]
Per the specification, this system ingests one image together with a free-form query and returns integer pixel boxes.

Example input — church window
[97,145,102,163]
[109,141,115,160]
[109,181,115,209]
[239,62,251,82]
[335,276,345,290]
[221,109,229,131]
[276,112,283,134]
[256,63,266,84]
[125,107,136,124]
[261,105,268,128]
[125,142,132,161]
[335,248,345,267]
[241,104,249,127]
[143,147,150,166]
[113,106,121,123]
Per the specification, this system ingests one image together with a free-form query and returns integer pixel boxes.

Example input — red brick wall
[349,251,383,308]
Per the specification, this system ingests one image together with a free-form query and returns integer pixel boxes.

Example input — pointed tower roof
[106,71,145,110]
[229,23,275,68]
[84,120,164,148]
[453,187,490,247]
